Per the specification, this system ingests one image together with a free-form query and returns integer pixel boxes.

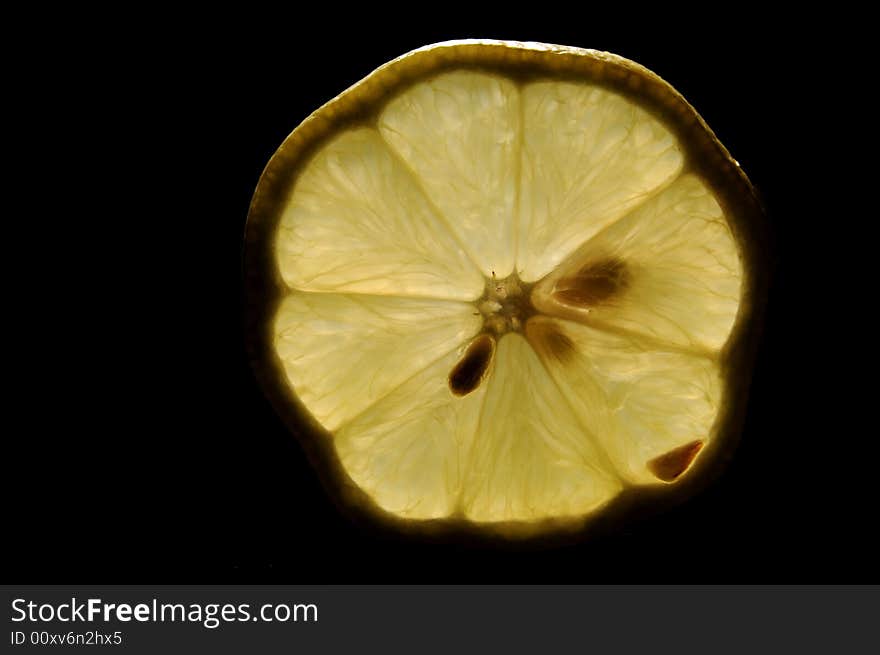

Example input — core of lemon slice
[245,40,765,532]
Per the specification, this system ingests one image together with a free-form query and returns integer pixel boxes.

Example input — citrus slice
[244,40,765,535]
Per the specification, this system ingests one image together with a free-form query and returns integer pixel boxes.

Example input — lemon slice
[245,40,764,533]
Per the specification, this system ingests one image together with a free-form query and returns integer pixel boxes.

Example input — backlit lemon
[244,40,765,536]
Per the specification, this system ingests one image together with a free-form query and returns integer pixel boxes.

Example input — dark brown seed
[448,334,495,397]
[648,440,704,481]
[553,257,629,308]
[525,319,577,365]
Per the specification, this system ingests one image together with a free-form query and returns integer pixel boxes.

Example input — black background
[8,11,873,582]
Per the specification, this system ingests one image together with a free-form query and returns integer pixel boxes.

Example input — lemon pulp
[266,43,745,524]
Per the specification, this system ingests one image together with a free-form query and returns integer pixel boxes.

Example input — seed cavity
[648,440,704,482]
[525,319,577,365]
[448,334,495,397]
[553,257,629,308]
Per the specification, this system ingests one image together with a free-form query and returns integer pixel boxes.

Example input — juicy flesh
[272,70,743,522]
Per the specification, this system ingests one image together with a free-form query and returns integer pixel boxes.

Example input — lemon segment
[516,81,683,282]
[460,334,621,522]
[379,71,520,278]
[275,128,484,299]
[335,348,489,519]
[528,317,723,485]
[533,174,742,352]
[274,293,482,431]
